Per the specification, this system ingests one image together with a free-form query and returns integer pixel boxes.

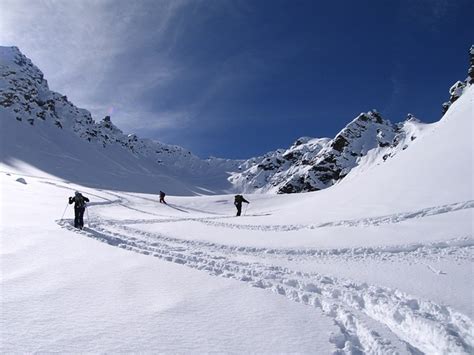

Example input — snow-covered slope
[1,82,472,351]
[0,46,240,194]
[1,46,473,354]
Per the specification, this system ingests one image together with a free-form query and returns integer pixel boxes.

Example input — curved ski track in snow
[57,197,474,354]
[198,200,474,232]
[91,199,474,234]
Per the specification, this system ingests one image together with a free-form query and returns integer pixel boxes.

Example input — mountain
[1,45,472,196]
[229,110,431,194]
[230,45,474,194]
[0,46,240,195]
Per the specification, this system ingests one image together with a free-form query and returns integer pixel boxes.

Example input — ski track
[54,196,474,354]
[197,200,474,232]
[58,209,474,354]
[98,199,474,235]
[93,219,473,263]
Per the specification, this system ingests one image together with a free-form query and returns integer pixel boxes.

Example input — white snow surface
[1,84,473,353]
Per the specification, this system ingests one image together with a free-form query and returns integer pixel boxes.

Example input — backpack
[76,194,85,208]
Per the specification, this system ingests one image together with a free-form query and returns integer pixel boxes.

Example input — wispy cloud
[0,0,192,134]
[0,0,306,156]
[402,0,457,32]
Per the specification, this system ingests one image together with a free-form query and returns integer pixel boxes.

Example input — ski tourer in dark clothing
[69,191,89,229]
[234,195,249,216]
[159,191,166,204]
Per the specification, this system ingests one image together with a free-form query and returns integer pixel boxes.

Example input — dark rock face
[442,80,467,115]
[442,45,473,114]
[332,135,349,152]
[0,46,96,137]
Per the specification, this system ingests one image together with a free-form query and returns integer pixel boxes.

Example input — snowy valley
[1,45,473,354]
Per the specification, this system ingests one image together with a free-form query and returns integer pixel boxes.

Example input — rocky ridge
[0,46,240,177]
[442,45,474,114]
[229,111,427,194]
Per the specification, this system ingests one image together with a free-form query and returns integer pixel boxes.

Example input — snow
[0,174,337,353]
[1,46,473,353]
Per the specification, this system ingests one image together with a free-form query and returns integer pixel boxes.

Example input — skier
[68,191,90,229]
[234,194,249,216]
[159,190,166,204]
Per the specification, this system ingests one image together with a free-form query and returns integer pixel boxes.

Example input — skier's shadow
[165,203,189,213]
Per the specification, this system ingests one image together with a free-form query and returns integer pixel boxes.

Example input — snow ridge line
[198,200,474,231]
[58,220,474,354]
[98,220,473,262]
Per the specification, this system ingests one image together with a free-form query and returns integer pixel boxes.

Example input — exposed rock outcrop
[442,45,473,114]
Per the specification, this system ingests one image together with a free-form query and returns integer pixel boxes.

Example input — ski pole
[85,205,90,227]
[60,201,69,223]
[244,203,249,216]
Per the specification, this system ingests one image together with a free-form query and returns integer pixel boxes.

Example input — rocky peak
[290,136,312,149]
[356,110,384,124]
[442,45,473,114]
[405,113,419,123]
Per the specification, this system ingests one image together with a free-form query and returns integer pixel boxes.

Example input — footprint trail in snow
[58,197,474,355]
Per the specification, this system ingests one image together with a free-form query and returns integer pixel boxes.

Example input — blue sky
[1,0,472,158]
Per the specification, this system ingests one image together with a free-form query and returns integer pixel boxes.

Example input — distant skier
[69,191,89,229]
[234,194,249,216]
[159,190,166,204]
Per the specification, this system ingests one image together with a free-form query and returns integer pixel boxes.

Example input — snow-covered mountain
[229,110,434,194]
[229,111,411,194]
[230,45,474,194]
[1,45,473,196]
[0,46,240,194]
